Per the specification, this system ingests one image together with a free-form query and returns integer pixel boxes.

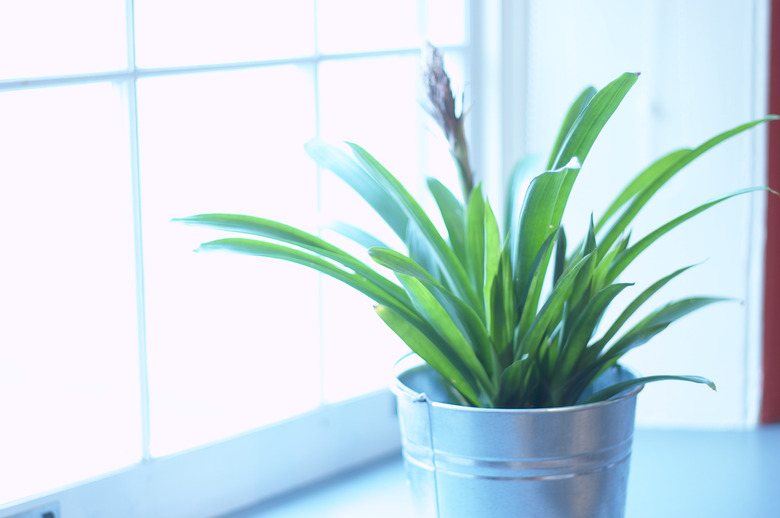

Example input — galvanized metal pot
[392,354,642,518]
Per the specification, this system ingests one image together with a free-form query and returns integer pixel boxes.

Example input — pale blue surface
[223,425,780,517]
[626,426,780,517]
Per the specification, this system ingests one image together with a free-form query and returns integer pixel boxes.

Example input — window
[1,1,772,516]
[0,1,470,515]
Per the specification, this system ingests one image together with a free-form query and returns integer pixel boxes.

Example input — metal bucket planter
[392,354,642,518]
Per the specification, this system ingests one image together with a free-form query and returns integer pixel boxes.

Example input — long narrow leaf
[559,283,633,375]
[175,214,408,304]
[552,227,567,287]
[546,87,597,170]
[375,305,482,406]
[406,223,441,283]
[568,322,670,401]
[197,238,418,323]
[549,72,639,171]
[505,154,542,234]
[466,185,486,307]
[605,187,770,284]
[347,142,481,311]
[427,177,467,265]
[514,161,581,307]
[305,139,409,240]
[579,375,716,404]
[595,149,688,232]
[369,247,495,376]
[566,216,598,309]
[515,251,596,362]
[489,246,516,360]
[483,200,502,310]
[514,229,562,339]
[598,116,778,253]
[588,264,698,360]
[496,359,527,408]
[324,220,392,250]
[602,297,729,364]
[396,273,495,401]
[591,233,630,291]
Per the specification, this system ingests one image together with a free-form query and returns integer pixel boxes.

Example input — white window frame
[0,2,520,517]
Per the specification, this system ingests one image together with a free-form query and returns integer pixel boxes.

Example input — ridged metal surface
[392,354,641,518]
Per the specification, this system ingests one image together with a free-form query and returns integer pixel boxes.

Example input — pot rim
[391,352,643,414]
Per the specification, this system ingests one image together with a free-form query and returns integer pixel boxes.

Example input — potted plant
[175,44,776,517]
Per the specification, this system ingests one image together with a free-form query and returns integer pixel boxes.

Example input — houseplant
[175,44,776,516]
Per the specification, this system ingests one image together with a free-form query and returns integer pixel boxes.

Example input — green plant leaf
[505,154,542,234]
[427,177,468,265]
[559,282,633,376]
[598,116,779,254]
[488,246,516,360]
[347,142,481,311]
[369,246,435,280]
[552,227,567,287]
[466,185,486,306]
[605,187,770,284]
[588,264,698,360]
[196,238,417,322]
[569,322,670,401]
[514,229,562,339]
[177,65,778,410]
[396,273,495,401]
[567,216,598,309]
[483,200,502,310]
[591,233,630,291]
[375,304,482,406]
[594,149,690,233]
[513,161,581,310]
[305,139,409,240]
[579,375,716,404]
[369,247,495,377]
[324,220,392,250]
[174,214,408,304]
[515,251,596,362]
[546,87,597,170]
[549,72,639,171]
[405,223,441,283]
[496,359,526,408]
[602,297,729,364]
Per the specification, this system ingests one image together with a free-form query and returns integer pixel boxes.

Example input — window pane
[317,55,462,402]
[137,66,320,456]
[317,0,419,54]
[0,0,127,80]
[426,0,468,46]
[0,83,141,502]
[134,0,315,68]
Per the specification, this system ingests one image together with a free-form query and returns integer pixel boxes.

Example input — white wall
[501,0,771,428]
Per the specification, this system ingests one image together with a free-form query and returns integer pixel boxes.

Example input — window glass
[426,0,468,46]
[0,1,471,508]
[316,0,466,55]
[317,54,463,401]
[134,0,315,68]
[136,66,321,456]
[317,0,420,54]
[0,83,141,502]
[317,55,421,403]
[0,0,127,80]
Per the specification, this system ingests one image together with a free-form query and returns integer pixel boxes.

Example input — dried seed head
[421,42,474,200]
[422,42,459,138]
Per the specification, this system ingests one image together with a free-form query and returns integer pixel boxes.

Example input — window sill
[222,425,780,518]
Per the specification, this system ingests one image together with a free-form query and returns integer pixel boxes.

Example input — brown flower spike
[422,42,475,201]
